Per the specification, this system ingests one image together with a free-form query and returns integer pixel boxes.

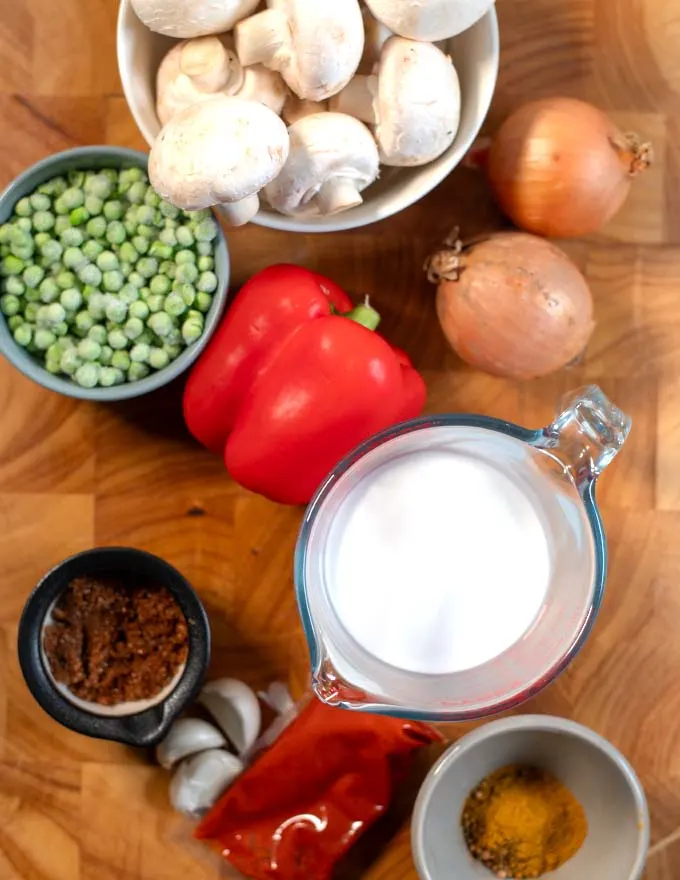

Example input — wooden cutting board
[1,0,679,876]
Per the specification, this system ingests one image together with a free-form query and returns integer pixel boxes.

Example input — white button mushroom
[282,95,328,126]
[169,749,244,818]
[331,37,461,167]
[264,112,380,216]
[149,95,289,226]
[238,65,289,116]
[364,0,495,41]
[131,0,260,38]
[234,0,365,102]
[359,4,393,74]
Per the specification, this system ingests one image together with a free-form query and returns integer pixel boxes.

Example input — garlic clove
[197,678,262,756]
[156,718,227,770]
[258,682,296,716]
[169,749,244,819]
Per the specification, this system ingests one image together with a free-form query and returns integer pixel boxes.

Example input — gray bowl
[0,146,230,400]
[412,715,649,880]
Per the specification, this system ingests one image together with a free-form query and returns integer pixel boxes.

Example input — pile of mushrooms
[157,677,295,818]
[131,0,492,224]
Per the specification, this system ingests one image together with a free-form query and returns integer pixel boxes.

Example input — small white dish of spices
[411,715,649,880]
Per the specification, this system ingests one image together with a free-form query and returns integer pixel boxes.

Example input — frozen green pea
[69,207,89,227]
[78,264,102,288]
[136,224,155,240]
[123,220,135,238]
[135,205,156,225]
[52,322,69,337]
[137,257,158,279]
[108,328,128,350]
[44,359,63,375]
[146,293,164,313]
[103,270,123,293]
[87,292,108,320]
[39,278,60,303]
[24,289,40,303]
[59,288,82,311]
[159,227,177,248]
[124,316,145,340]
[7,315,23,332]
[96,250,118,272]
[46,342,63,362]
[3,255,24,275]
[77,338,101,361]
[131,235,149,255]
[175,226,194,247]
[13,324,32,346]
[163,326,182,347]
[25,302,40,322]
[148,241,172,260]
[148,346,170,370]
[128,299,149,320]
[119,283,140,305]
[103,200,123,221]
[0,224,12,244]
[197,270,217,293]
[62,188,84,210]
[127,181,148,205]
[54,197,69,215]
[119,241,138,264]
[128,362,150,382]
[34,232,51,248]
[15,197,32,217]
[23,264,44,288]
[195,291,212,313]
[105,297,127,323]
[63,247,87,271]
[147,311,174,337]
[175,249,196,265]
[97,365,119,386]
[85,174,113,200]
[4,275,24,296]
[32,211,55,233]
[164,291,186,317]
[44,302,66,324]
[40,239,63,264]
[111,350,131,371]
[68,171,85,188]
[74,311,94,336]
[88,324,108,345]
[128,271,145,289]
[176,283,195,307]
[176,262,198,285]
[56,270,76,290]
[194,218,218,242]
[74,363,99,388]
[46,176,68,197]
[86,216,107,239]
[149,274,171,296]
[106,221,126,245]
[34,328,56,350]
[54,215,71,235]
[60,227,84,248]
[159,260,176,280]
[159,200,180,219]
[144,188,161,208]
[130,342,150,363]
[60,348,81,375]
[82,240,104,262]
[164,218,179,231]
[186,309,204,324]
[84,195,103,216]
[99,345,113,366]
[197,255,214,272]
[118,167,144,192]
[29,192,51,212]
[0,293,20,316]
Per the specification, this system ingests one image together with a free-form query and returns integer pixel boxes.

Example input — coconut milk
[325,447,552,675]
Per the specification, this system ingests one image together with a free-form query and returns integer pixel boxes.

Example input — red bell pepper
[183,264,426,505]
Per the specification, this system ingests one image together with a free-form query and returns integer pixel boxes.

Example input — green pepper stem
[343,295,381,331]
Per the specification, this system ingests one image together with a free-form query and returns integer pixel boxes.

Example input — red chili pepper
[195,699,442,880]
[183,264,426,505]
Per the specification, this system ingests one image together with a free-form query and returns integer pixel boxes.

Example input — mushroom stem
[235,9,289,68]
[315,179,364,215]
[331,76,376,124]
[218,194,261,227]
[180,37,243,93]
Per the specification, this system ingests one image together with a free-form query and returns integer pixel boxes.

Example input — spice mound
[43,575,189,706]
[461,764,588,879]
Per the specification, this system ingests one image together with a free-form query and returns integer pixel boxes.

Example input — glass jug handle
[539,385,632,485]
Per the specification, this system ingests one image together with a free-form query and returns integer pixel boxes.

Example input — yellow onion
[425,231,595,379]
[487,98,652,238]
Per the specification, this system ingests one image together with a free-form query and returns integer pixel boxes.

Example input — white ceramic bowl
[412,716,650,880]
[116,1,499,233]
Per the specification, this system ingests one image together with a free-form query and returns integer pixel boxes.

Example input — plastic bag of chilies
[194,695,442,879]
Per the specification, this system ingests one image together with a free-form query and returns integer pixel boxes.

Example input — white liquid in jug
[326,448,552,675]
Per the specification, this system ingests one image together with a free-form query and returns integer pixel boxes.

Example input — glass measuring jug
[294,386,631,721]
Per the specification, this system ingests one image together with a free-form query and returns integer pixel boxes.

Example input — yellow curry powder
[461,764,588,879]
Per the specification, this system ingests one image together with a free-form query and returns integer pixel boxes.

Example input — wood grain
[1,0,680,876]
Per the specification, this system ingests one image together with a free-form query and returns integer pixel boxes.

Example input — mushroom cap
[375,37,461,166]
[364,0,494,41]
[149,95,290,210]
[273,0,365,101]
[131,0,260,38]
[156,36,243,126]
[264,112,379,215]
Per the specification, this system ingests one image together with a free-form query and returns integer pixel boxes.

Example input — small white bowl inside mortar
[412,715,649,880]
[116,0,499,233]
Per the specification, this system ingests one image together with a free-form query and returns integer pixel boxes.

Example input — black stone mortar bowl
[18,547,210,748]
